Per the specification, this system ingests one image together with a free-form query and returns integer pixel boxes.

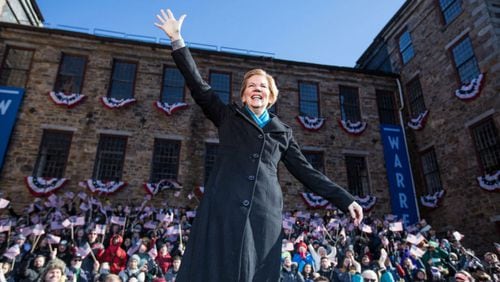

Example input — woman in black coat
[154,9,364,282]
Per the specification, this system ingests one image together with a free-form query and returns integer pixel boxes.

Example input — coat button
[258,134,264,139]
[242,200,250,207]
[252,153,259,159]
[248,175,255,181]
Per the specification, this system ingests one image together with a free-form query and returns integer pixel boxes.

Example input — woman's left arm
[282,135,363,224]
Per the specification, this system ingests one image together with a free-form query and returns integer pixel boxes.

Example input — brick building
[357,0,500,251]
[0,23,400,219]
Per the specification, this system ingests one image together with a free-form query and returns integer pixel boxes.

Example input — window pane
[162,68,185,103]
[34,131,73,178]
[0,48,34,87]
[210,72,231,104]
[150,139,180,182]
[109,60,136,99]
[54,54,86,93]
[299,82,319,117]
[345,156,370,196]
[376,90,397,125]
[93,135,127,181]
[406,78,427,117]
[440,0,462,24]
[399,31,414,64]
[421,149,443,194]
[204,143,219,183]
[339,86,361,122]
[471,119,500,172]
[457,58,480,84]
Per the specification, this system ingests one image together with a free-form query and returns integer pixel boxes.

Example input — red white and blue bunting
[354,195,377,211]
[154,101,189,116]
[101,97,136,109]
[407,110,429,130]
[420,190,446,208]
[48,91,86,108]
[25,176,68,197]
[338,119,367,135]
[296,116,326,131]
[83,179,127,195]
[300,192,330,209]
[144,179,182,196]
[477,170,499,192]
[455,73,484,101]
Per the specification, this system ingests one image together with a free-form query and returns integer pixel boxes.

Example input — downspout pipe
[396,78,421,221]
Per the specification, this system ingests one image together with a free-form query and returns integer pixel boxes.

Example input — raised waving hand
[154,9,186,41]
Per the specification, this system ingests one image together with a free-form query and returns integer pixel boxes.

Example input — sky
[36,0,405,67]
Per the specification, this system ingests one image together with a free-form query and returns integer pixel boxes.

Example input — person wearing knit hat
[118,255,145,282]
[292,241,315,273]
[40,258,66,282]
[455,270,474,281]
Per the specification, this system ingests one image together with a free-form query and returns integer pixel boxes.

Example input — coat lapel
[234,104,288,134]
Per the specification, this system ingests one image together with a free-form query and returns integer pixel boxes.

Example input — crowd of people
[0,192,497,281]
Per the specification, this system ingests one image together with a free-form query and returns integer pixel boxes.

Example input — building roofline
[356,0,411,66]
[0,22,399,79]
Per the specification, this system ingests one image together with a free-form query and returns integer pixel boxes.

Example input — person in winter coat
[39,258,67,282]
[280,257,304,282]
[98,234,127,274]
[154,243,172,275]
[293,242,315,273]
[118,255,145,282]
[164,256,180,282]
[18,254,46,282]
[154,9,364,282]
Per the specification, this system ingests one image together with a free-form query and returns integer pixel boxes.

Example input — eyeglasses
[364,279,377,282]
[72,258,82,262]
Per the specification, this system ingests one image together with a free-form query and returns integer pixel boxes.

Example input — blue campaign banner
[380,124,420,225]
[0,86,25,172]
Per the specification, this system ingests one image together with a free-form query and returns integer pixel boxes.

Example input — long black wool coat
[172,47,356,282]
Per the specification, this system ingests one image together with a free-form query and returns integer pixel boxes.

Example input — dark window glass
[376,90,397,125]
[33,130,73,178]
[345,156,370,196]
[452,37,480,84]
[299,82,319,117]
[399,30,415,64]
[420,148,443,194]
[150,139,181,182]
[471,119,500,173]
[210,72,231,104]
[0,47,34,87]
[339,86,361,122]
[108,60,137,99]
[406,78,427,117]
[204,143,219,183]
[439,0,462,24]
[93,135,127,181]
[54,54,86,93]
[161,67,185,104]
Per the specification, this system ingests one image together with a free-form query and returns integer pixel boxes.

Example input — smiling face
[242,74,270,114]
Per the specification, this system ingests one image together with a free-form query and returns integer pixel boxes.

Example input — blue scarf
[245,106,270,128]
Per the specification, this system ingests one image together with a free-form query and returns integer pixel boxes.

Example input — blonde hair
[240,69,279,109]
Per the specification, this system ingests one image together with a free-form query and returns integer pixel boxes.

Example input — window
[302,151,324,173]
[345,156,370,196]
[339,86,361,122]
[161,67,185,104]
[439,0,462,24]
[451,37,480,84]
[471,118,500,173]
[398,30,415,64]
[209,72,231,104]
[33,130,73,178]
[0,47,34,88]
[420,148,443,194]
[93,135,127,181]
[54,54,86,93]
[299,82,319,117]
[150,139,181,182]
[204,143,219,183]
[376,90,397,125]
[108,60,137,99]
[406,77,427,117]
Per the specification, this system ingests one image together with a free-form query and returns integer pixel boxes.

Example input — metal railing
[43,23,275,58]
